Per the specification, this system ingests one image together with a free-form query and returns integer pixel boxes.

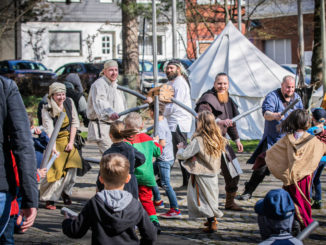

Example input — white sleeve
[176,138,200,160]
[41,108,54,137]
[91,82,115,121]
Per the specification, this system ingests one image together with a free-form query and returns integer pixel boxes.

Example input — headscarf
[100,60,119,76]
[46,82,66,118]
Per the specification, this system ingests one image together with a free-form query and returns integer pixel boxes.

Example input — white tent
[189,22,294,139]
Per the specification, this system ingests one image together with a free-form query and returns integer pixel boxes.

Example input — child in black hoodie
[96,120,145,199]
[62,153,157,244]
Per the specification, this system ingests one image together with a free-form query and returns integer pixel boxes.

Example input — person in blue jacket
[239,75,303,200]
[307,107,326,209]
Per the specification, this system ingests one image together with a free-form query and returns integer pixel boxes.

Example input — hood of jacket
[92,190,142,234]
[266,132,326,185]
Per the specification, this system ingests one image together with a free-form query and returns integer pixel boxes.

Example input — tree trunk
[121,0,139,107]
[311,0,323,89]
[224,0,229,25]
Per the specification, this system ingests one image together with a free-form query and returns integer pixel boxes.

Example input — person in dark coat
[96,120,145,199]
[62,153,157,245]
[195,72,243,211]
[0,76,38,238]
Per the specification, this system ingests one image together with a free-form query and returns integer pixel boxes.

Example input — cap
[255,189,295,220]
[312,108,326,122]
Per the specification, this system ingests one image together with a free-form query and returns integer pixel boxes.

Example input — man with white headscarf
[87,60,127,154]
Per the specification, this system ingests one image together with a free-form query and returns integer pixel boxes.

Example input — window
[47,0,81,2]
[55,66,66,75]
[139,36,163,56]
[49,31,82,54]
[65,64,83,73]
[197,0,245,5]
[99,0,113,2]
[102,35,112,54]
[265,39,291,64]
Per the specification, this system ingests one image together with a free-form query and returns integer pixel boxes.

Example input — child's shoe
[160,208,181,219]
[154,200,164,208]
[203,218,218,233]
[152,221,161,234]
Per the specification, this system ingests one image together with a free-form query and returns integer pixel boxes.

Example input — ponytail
[110,120,138,140]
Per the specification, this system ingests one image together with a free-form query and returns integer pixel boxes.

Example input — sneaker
[154,200,164,208]
[160,208,181,219]
[238,192,252,201]
[152,221,161,234]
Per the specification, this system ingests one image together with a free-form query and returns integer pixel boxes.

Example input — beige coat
[87,76,127,142]
[266,132,326,186]
[177,136,222,176]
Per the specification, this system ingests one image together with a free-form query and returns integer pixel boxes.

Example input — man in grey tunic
[87,60,127,154]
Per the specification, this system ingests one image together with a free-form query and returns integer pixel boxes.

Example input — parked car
[55,62,103,92]
[112,59,168,93]
[0,60,57,96]
[281,64,311,85]
[158,59,195,73]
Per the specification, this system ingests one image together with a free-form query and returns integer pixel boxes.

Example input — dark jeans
[312,161,326,201]
[172,128,189,186]
[0,216,15,244]
[244,165,270,195]
[221,156,239,193]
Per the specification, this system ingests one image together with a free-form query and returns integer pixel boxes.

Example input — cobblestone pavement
[14,142,326,244]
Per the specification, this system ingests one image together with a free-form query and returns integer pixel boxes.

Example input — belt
[90,119,111,139]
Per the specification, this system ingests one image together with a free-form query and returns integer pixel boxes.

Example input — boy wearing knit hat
[255,189,303,245]
[307,107,326,209]
[87,60,127,154]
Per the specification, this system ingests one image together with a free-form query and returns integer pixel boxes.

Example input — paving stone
[13,141,326,244]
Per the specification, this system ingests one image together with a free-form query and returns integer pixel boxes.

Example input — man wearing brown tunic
[195,73,243,211]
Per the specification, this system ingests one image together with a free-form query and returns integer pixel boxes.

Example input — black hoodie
[62,190,157,245]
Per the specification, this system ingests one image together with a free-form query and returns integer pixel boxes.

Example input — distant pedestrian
[266,109,326,231]
[176,111,226,233]
[255,189,303,245]
[62,153,157,245]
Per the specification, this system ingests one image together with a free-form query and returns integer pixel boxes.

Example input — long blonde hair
[194,111,227,158]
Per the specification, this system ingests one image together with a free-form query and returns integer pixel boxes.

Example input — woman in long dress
[40,82,82,210]
[176,111,227,233]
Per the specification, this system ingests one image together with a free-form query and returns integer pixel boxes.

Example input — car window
[74,64,83,73]
[56,66,66,76]
[305,67,311,75]
[140,62,153,72]
[85,64,103,73]
[0,61,9,73]
[65,65,73,73]
[36,63,47,71]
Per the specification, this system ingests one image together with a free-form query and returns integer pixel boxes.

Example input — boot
[203,218,218,233]
[225,192,243,211]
